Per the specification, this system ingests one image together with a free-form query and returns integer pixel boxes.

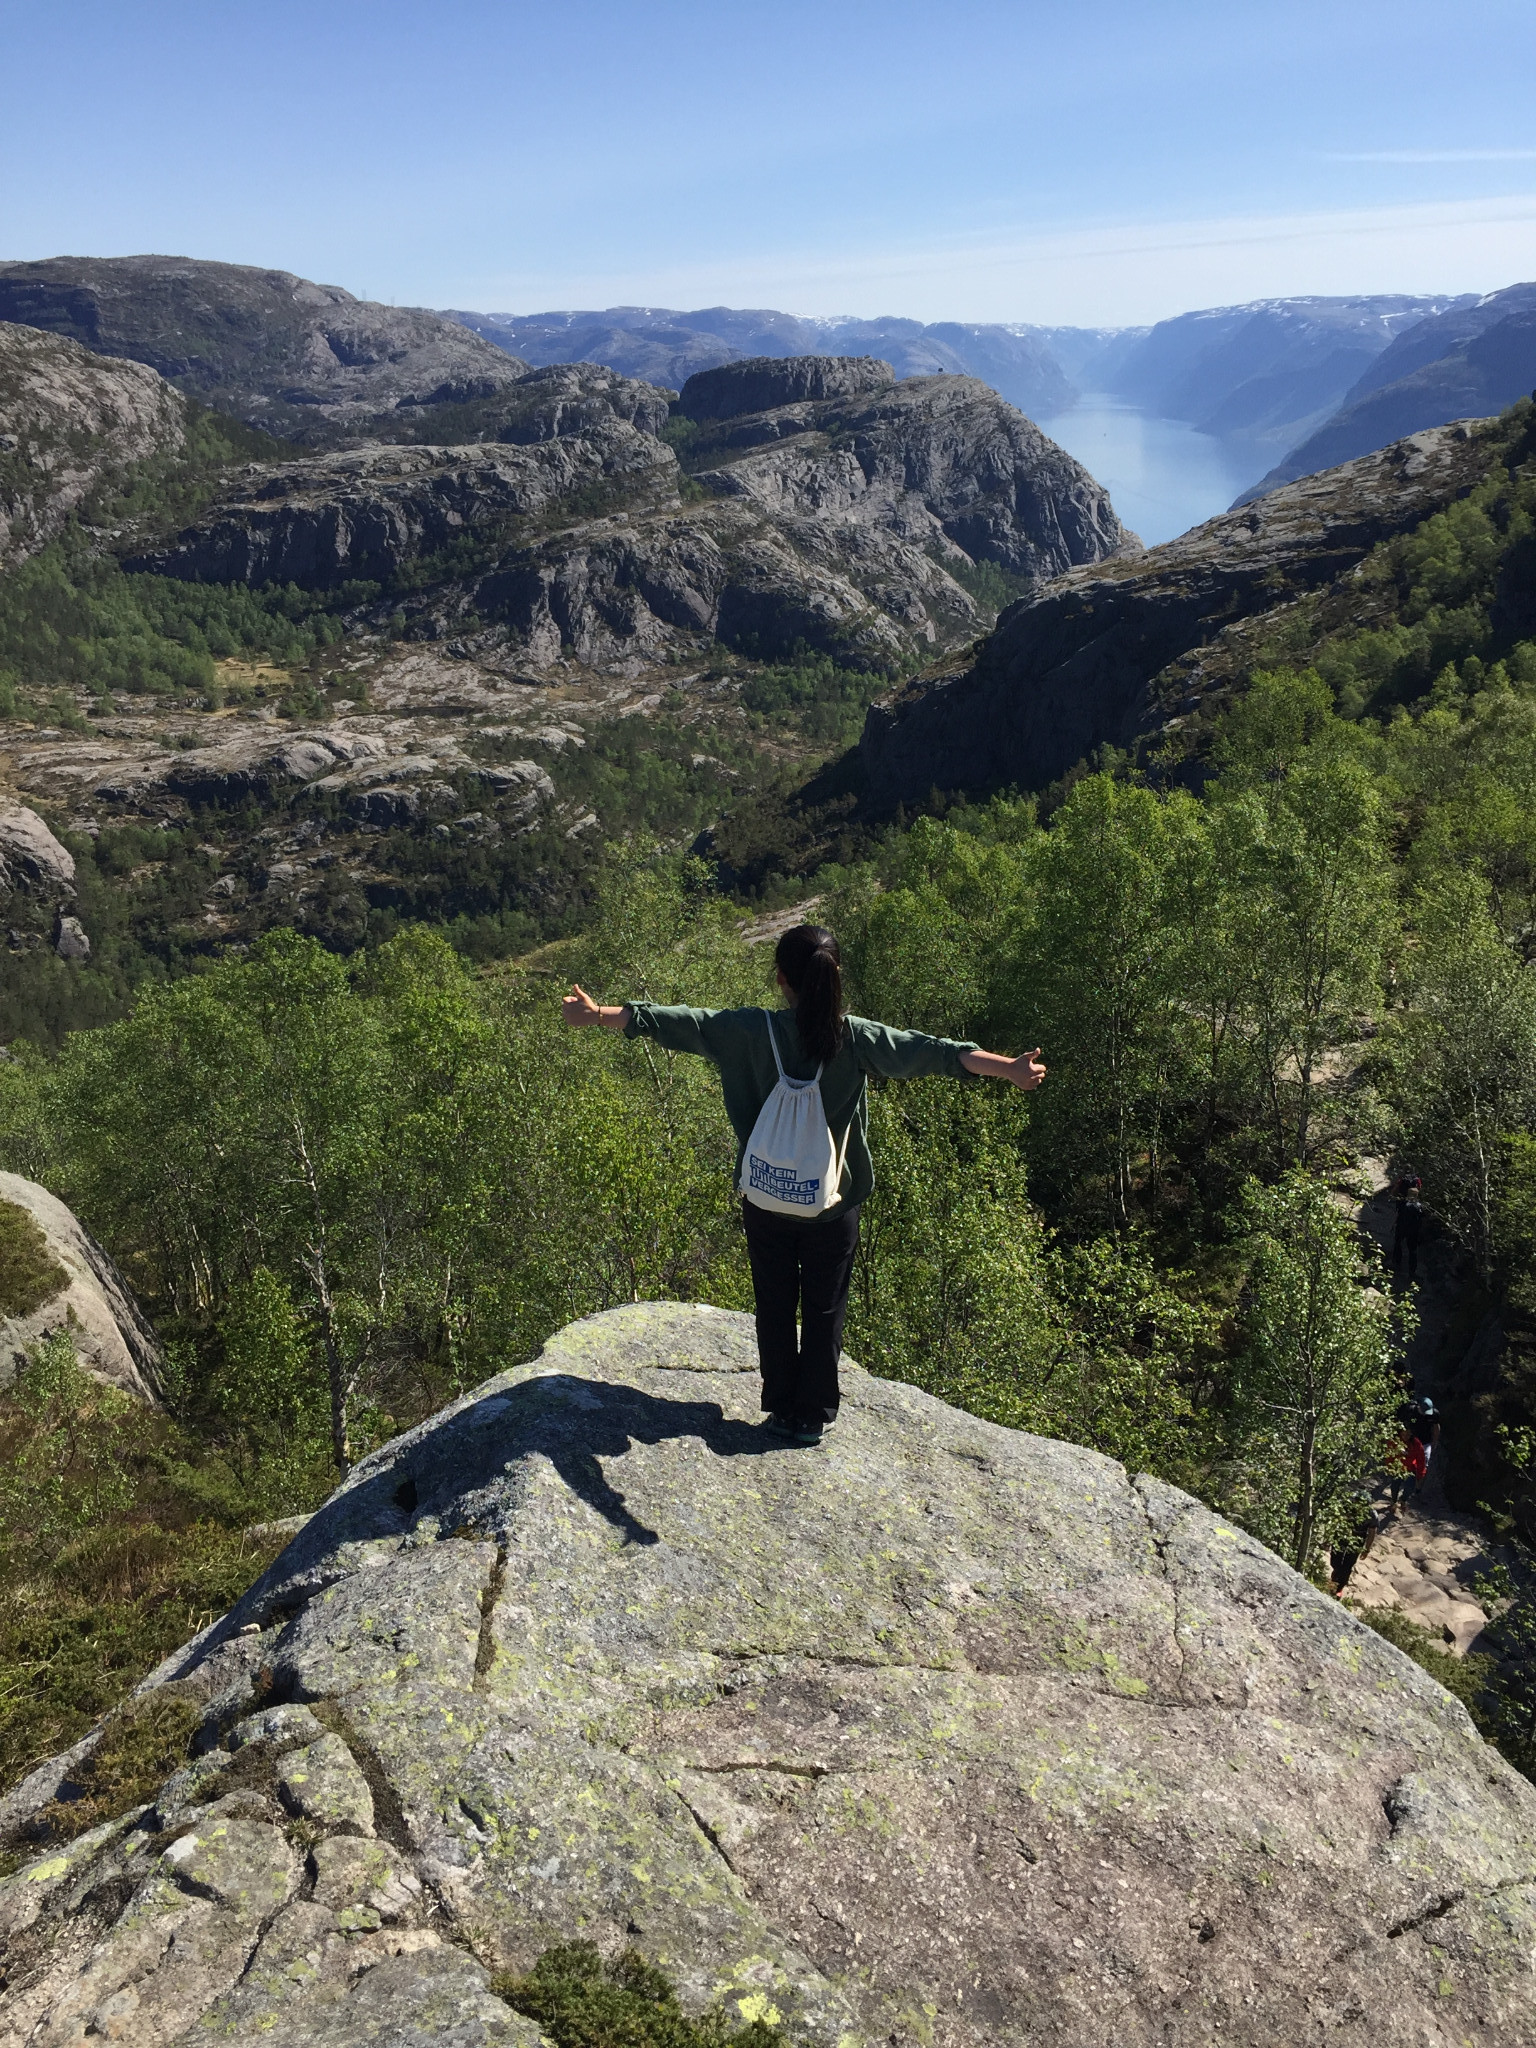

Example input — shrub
[494,1941,783,2048]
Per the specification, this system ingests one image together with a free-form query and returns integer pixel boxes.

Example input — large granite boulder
[0,802,75,896]
[0,1170,162,1400]
[3,1302,1532,2045]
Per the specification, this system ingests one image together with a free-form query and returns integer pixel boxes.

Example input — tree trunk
[1294,1411,1318,1572]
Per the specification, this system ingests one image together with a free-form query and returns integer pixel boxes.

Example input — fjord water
[1038,394,1259,547]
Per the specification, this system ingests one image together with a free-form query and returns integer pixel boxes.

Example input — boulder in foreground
[1,1302,1533,2045]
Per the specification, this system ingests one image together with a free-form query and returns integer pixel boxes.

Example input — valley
[0,281,1134,1038]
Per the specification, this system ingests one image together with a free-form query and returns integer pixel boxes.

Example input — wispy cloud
[1326,149,1536,163]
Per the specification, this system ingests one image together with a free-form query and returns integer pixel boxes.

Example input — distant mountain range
[1,254,1529,522]
[444,306,1080,419]
[444,293,1501,501]
[1236,283,1536,500]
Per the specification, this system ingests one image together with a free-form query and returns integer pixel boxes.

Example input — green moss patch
[32,1688,200,1844]
[493,1941,784,2048]
[0,1200,68,1320]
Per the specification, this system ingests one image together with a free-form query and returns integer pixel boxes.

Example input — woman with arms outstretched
[563,923,1045,1446]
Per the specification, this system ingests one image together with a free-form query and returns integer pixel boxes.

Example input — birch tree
[1230,1170,1406,1575]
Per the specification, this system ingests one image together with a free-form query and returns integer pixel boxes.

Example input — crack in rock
[1131,1473,1190,1701]
[1387,1890,1466,1938]
[473,1544,508,1692]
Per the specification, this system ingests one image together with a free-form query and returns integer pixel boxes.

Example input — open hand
[563,983,601,1027]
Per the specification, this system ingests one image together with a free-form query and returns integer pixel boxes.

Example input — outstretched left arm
[960,1046,1047,1091]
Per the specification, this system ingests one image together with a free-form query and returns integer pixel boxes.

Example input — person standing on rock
[563,923,1045,1446]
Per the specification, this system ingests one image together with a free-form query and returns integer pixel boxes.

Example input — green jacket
[624,1003,980,1212]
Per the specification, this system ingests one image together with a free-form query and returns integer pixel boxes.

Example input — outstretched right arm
[960,1046,1047,1091]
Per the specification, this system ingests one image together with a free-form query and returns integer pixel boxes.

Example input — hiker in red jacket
[1389,1398,1439,1513]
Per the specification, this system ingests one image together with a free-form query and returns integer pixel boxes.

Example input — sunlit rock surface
[2,1301,1534,2045]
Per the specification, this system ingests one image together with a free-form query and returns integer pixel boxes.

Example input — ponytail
[776,923,845,1064]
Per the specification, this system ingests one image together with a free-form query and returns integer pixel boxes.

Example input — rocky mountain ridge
[0,329,1130,997]
[128,358,1134,682]
[858,417,1491,811]
[0,257,527,445]
[675,360,1133,582]
[2,1302,1531,2047]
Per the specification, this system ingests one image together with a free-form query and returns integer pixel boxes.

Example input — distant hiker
[1391,1173,1426,1281]
[1389,1396,1439,1513]
[563,923,1045,1446]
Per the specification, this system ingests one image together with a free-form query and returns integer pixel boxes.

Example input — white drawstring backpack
[739,1011,851,1217]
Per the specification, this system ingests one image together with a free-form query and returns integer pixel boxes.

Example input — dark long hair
[776,923,844,1063]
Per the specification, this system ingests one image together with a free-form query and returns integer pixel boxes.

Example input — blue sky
[2,0,1534,325]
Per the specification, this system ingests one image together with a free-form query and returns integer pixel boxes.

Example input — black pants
[1393,1220,1422,1279]
[742,1200,861,1424]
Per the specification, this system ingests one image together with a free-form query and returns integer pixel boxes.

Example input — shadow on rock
[403,1373,785,1548]
[216,1373,790,1648]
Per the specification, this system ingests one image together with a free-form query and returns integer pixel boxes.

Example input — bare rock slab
[277,1734,375,1836]
[7,1301,1536,2047]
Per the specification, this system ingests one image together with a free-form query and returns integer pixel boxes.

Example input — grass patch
[493,1941,784,2048]
[945,555,1035,619]
[30,1688,200,1844]
[0,1333,316,1798]
[0,1200,68,1319]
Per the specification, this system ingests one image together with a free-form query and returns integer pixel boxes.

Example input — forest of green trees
[4,400,1536,1797]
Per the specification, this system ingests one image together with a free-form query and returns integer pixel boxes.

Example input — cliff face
[128,361,1132,679]
[3,1303,1532,2047]
[0,256,527,445]
[858,419,1490,810]
[130,426,681,592]
[0,324,187,565]
[683,367,1138,581]
[678,355,895,418]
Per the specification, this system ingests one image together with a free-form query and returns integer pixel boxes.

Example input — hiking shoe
[787,1415,825,1447]
[762,1413,799,1439]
